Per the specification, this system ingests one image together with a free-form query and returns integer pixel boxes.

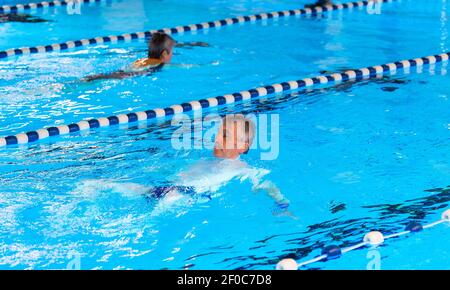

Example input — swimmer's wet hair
[148,32,176,58]
[221,114,256,153]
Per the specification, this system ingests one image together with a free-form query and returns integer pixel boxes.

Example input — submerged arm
[252,180,296,218]
[83,70,145,82]
[166,60,219,69]
[252,180,290,208]
[245,166,296,218]
[83,64,163,82]
[0,14,49,23]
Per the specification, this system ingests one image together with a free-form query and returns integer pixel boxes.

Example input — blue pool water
[0,0,449,269]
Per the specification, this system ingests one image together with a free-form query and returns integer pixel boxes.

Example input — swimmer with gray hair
[75,114,294,218]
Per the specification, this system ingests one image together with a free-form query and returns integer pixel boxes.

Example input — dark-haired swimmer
[83,33,209,82]
[132,33,210,68]
[131,32,177,69]
[83,32,174,82]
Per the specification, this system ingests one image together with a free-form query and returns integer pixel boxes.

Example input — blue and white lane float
[0,51,448,147]
[0,0,396,59]
[276,209,450,270]
[0,0,104,14]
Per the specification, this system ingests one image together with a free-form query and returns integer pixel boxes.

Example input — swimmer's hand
[273,209,298,219]
[167,61,219,69]
[253,180,287,204]
[175,42,210,48]
[252,180,296,218]
[272,201,298,219]
[168,63,201,69]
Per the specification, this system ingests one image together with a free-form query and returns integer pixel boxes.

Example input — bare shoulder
[132,58,147,69]
[132,58,161,70]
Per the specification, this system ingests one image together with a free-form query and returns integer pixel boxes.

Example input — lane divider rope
[0,0,105,14]
[276,209,450,270]
[0,50,448,147]
[0,0,396,59]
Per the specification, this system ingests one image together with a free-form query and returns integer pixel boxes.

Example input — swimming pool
[0,0,449,270]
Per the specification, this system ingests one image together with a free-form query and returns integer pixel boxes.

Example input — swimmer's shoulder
[132,58,163,70]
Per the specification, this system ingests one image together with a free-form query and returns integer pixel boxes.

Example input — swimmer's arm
[251,180,297,218]
[175,41,210,48]
[165,60,219,69]
[83,71,139,82]
[83,69,153,82]
[165,63,201,68]
[252,180,290,207]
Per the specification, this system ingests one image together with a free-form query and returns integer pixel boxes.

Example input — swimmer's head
[316,0,332,5]
[214,114,256,160]
[148,32,176,63]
